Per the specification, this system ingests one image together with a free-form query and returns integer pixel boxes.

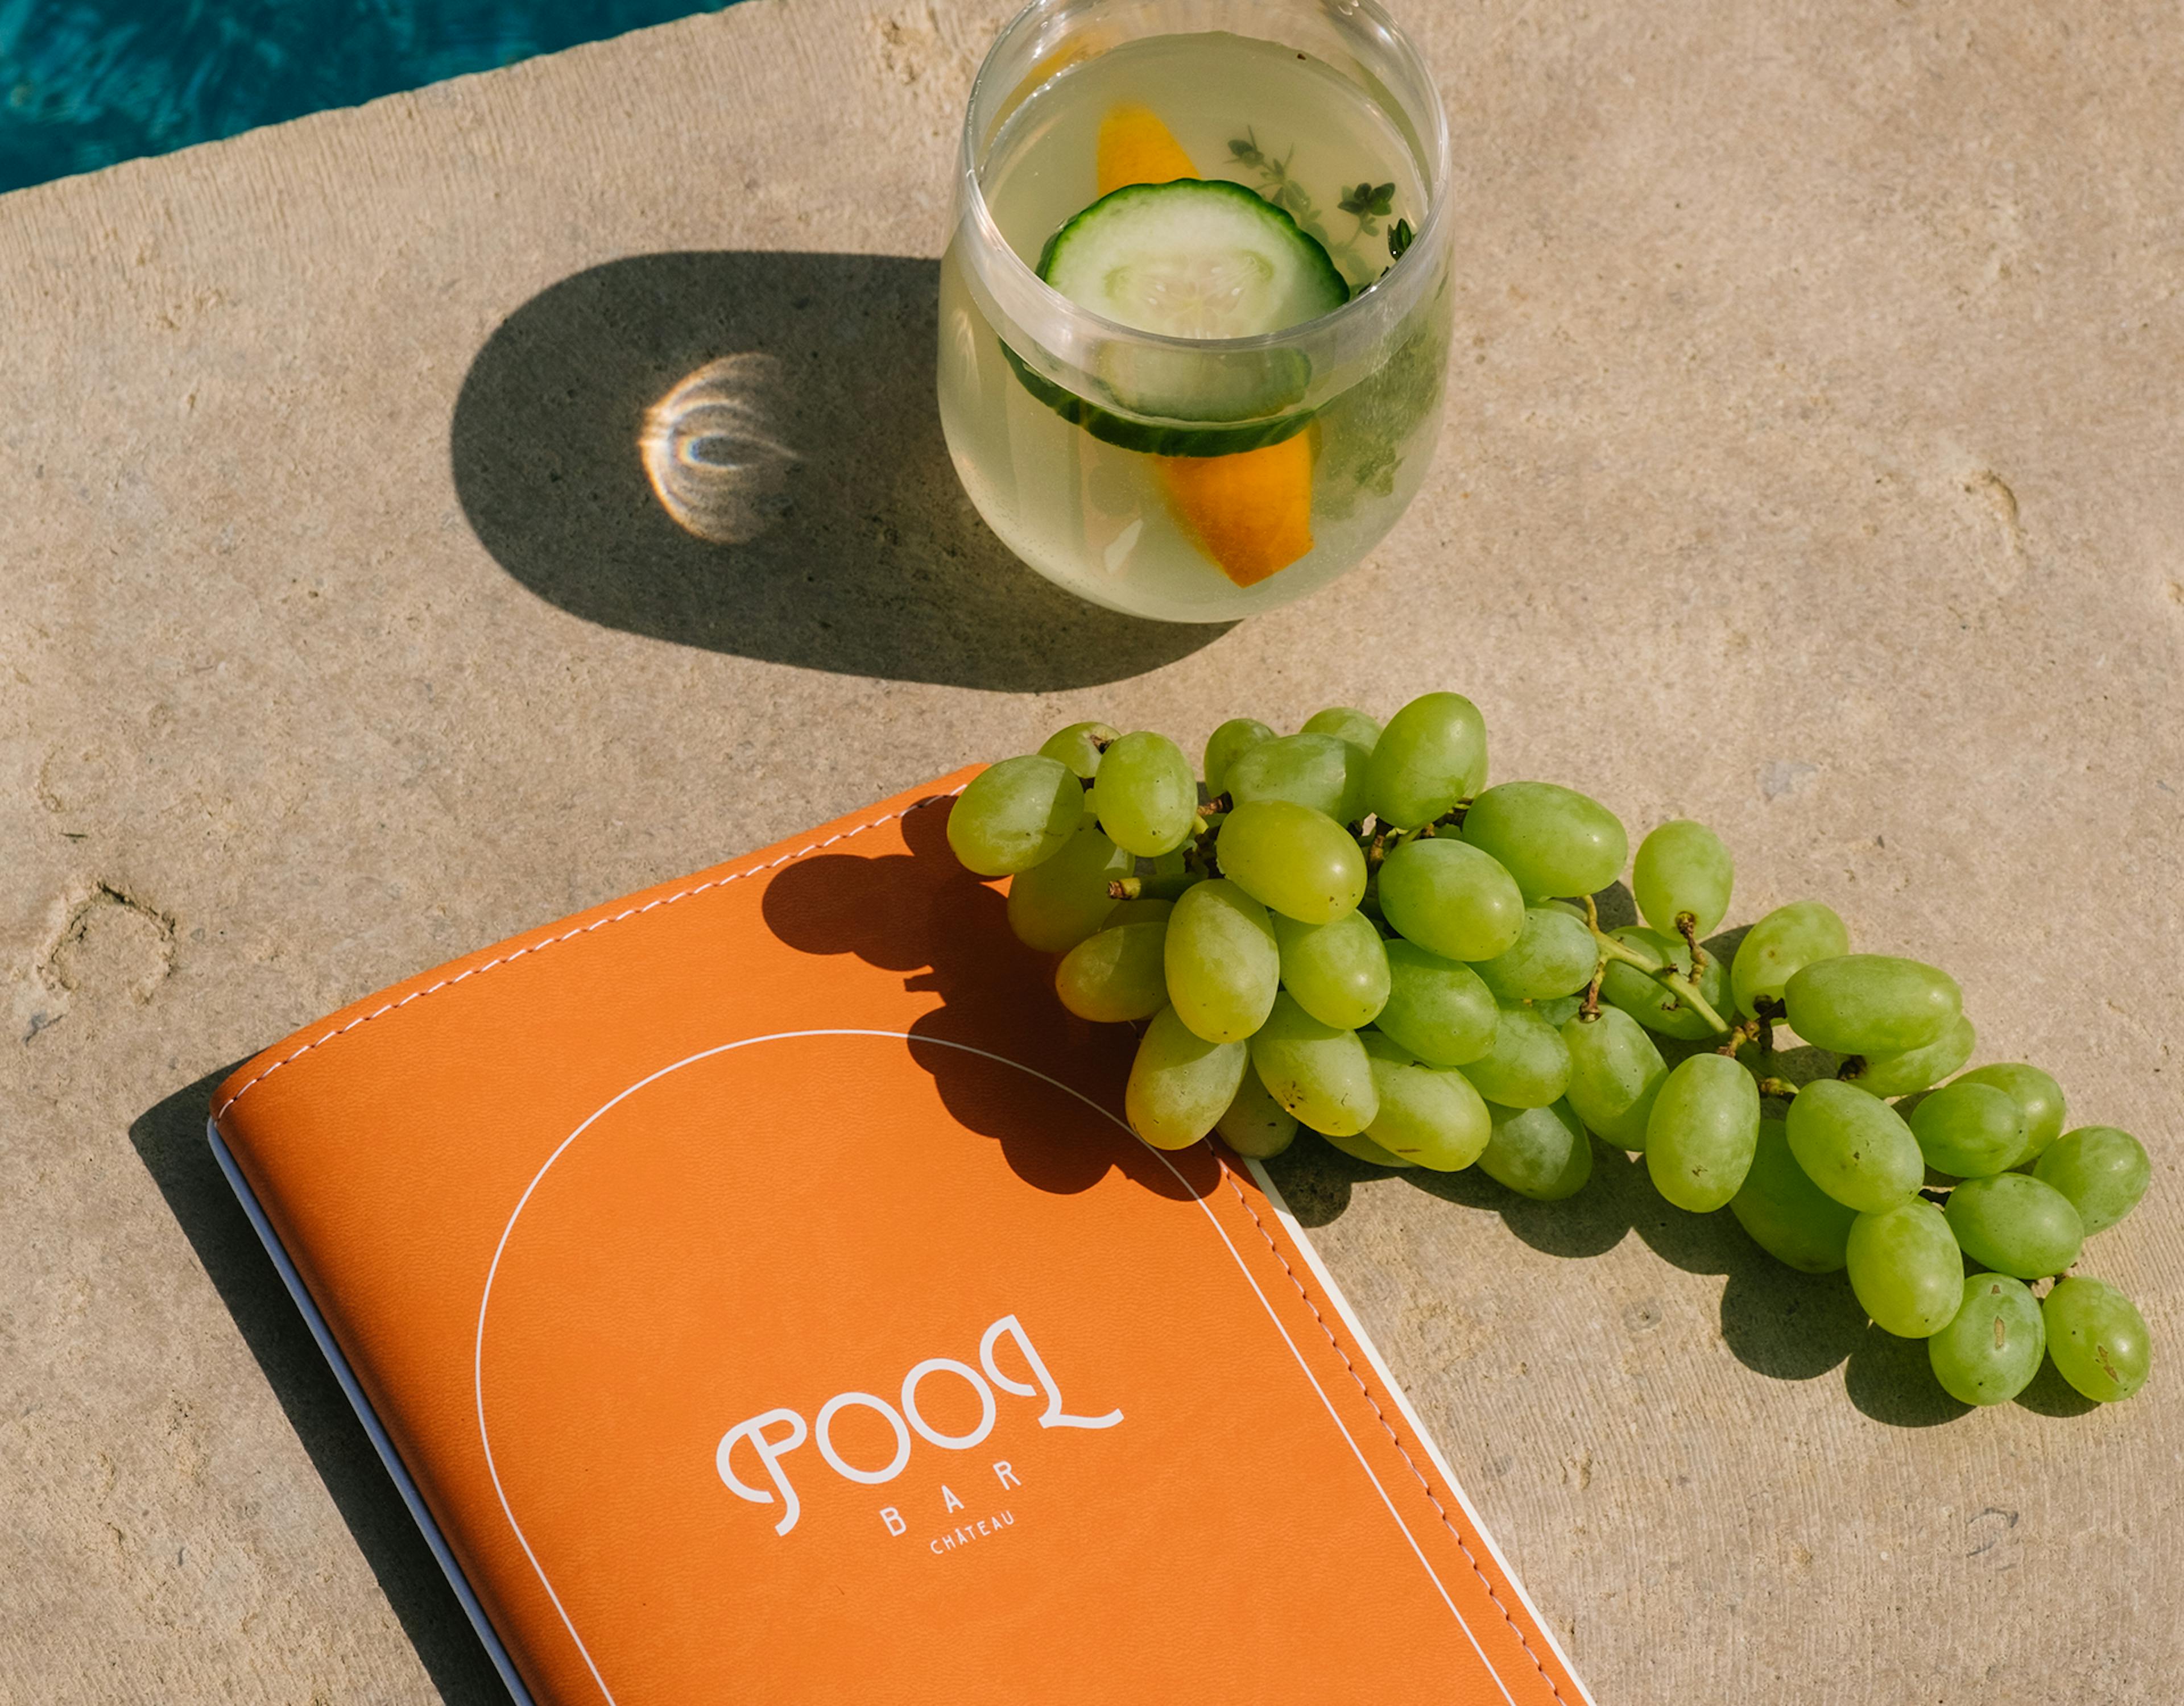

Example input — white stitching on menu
[209,792,965,1122]
[215,789,1562,1703]
[1217,1167,1572,1702]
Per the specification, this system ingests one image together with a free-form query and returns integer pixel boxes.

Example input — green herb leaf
[1389,217,1414,262]
[1367,181,1396,215]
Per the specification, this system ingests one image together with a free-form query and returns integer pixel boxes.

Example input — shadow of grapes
[2012,1355,2099,1418]
[1401,1136,1635,1258]
[759,792,1212,1206]
[1844,1324,1973,1427]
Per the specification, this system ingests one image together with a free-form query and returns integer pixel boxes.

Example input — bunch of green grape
[945,694,2156,1411]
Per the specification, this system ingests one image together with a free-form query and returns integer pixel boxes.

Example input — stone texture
[2,0,2179,1700]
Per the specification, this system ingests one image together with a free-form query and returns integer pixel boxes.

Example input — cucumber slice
[1039,179,1349,343]
[1000,341,1314,457]
[1004,179,1346,453]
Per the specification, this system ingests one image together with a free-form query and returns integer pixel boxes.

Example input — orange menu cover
[210,772,1592,1706]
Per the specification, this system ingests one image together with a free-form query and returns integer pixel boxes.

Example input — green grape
[1561,1007,1668,1149]
[1217,800,1368,924]
[1928,1275,2045,1406]
[1248,992,1379,1135]
[1478,1100,1593,1200]
[1459,781,1628,902]
[1599,926,1732,1041]
[1037,720,1119,780]
[1363,692,1488,830]
[1846,1014,1975,1098]
[1730,1117,1858,1273]
[1093,731,1198,858]
[2034,1127,2152,1235]
[1375,941,1500,1066]
[1472,905,1598,1002]
[1164,880,1280,1044]
[1124,1005,1246,1150]
[1004,817,1131,953]
[1907,1081,2025,1179]
[1300,705,1380,755]
[1203,717,1276,798]
[1632,820,1735,938]
[1225,732,1371,825]
[1783,954,1962,1055]
[1457,1001,1572,1109]
[2042,1277,2152,1403]
[1844,1199,1963,1337]
[1273,910,1390,1030]
[946,756,1084,876]
[1954,1063,2066,1167]
[1105,897,1174,926]
[1319,1126,1413,1168]
[1054,921,1169,1023]
[1784,1078,1924,1212]
[1215,1070,1298,1160]
[1944,1174,2083,1278]
[1532,993,1585,1029]
[1376,837,1525,962]
[1644,1053,1760,1212]
[1729,900,1849,1015]
[1359,1033,1492,1170]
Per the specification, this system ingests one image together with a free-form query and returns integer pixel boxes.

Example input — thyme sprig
[1226,129,1397,289]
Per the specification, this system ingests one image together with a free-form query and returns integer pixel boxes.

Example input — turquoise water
[0,1,737,194]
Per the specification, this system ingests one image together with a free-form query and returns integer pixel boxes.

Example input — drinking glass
[938,0,1453,624]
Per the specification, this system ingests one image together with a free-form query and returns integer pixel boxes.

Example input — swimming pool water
[0,0,738,194]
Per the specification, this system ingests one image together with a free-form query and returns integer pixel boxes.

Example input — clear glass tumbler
[938,0,1453,624]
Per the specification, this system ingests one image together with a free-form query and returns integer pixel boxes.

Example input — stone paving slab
[2,0,2179,1700]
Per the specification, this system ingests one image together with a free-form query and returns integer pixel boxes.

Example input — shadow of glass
[758,794,1207,1203]
[450,251,1230,689]
[127,1070,511,1706]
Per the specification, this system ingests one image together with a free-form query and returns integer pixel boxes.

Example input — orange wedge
[1155,434,1316,587]
[1091,105,1317,587]
[1097,103,1201,197]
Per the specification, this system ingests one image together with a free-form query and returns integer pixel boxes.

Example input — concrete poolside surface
[2,0,2179,1700]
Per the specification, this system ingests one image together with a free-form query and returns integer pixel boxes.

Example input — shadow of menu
[130,1071,511,1706]
[450,251,1228,690]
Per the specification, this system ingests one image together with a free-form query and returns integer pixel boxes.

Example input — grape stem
[1756,1076,1800,1100]
[1675,911,1707,971]
[1581,895,1732,1035]
[1717,1015,1763,1058]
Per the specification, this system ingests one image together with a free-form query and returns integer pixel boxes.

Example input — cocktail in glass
[939,0,1453,623]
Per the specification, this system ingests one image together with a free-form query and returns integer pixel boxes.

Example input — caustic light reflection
[640,354,797,543]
